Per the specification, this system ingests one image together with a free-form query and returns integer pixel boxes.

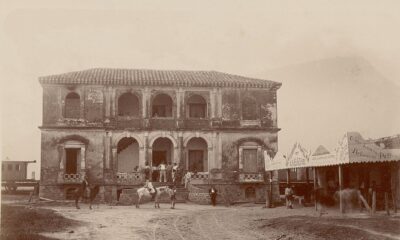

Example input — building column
[207,146,213,172]
[210,88,217,118]
[58,145,64,170]
[80,147,86,170]
[142,87,149,118]
[111,88,116,118]
[104,87,111,120]
[217,88,222,118]
[105,132,112,169]
[217,132,222,168]
[112,148,117,171]
[144,132,149,165]
[178,132,183,165]
[176,88,181,119]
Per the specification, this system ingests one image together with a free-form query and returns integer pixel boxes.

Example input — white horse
[136,186,176,209]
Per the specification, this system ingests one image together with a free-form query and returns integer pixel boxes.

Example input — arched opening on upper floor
[187,94,207,118]
[152,93,173,118]
[118,93,140,117]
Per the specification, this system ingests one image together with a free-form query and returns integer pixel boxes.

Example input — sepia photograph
[1,1,400,239]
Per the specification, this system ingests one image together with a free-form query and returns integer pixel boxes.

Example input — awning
[265,151,288,171]
[338,132,400,164]
[266,132,400,171]
[309,145,337,167]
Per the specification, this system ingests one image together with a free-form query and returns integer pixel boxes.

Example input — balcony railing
[189,172,209,184]
[116,172,144,184]
[63,173,82,183]
[238,173,264,183]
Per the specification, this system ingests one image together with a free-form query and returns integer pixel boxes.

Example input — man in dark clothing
[209,186,218,206]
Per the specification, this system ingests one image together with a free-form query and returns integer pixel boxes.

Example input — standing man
[172,163,179,183]
[159,161,167,183]
[209,186,218,206]
[184,171,191,188]
[166,162,173,182]
[169,186,177,209]
[285,184,294,209]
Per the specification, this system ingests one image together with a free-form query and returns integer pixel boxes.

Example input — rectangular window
[15,164,20,171]
[189,104,206,118]
[188,150,204,172]
[243,149,258,172]
[8,164,12,171]
[65,148,79,174]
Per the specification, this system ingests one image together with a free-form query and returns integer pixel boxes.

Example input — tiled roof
[39,68,281,89]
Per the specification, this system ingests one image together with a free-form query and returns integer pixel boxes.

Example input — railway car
[1,160,38,192]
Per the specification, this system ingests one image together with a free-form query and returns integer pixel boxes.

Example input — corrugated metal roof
[39,68,281,89]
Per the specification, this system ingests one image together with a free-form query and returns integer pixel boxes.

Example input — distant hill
[263,56,400,154]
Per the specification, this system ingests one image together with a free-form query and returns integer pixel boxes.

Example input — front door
[243,149,257,172]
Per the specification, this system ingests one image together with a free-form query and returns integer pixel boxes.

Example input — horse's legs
[75,194,80,209]
[136,194,141,208]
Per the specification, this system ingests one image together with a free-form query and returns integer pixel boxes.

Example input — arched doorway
[152,137,174,181]
[117,137,139,172]
[186,137,208,172]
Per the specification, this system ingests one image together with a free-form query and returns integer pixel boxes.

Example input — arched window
[187,94,207,118]
[152,93,173,118]
[118,93,140,117]
[65,92,80,119]
[242,97,258,120]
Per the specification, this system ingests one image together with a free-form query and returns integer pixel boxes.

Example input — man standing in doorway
[159,161,167,183]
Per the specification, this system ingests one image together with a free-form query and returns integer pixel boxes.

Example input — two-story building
[39,68,281,203]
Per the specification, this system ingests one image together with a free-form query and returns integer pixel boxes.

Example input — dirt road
[39,202,400,240]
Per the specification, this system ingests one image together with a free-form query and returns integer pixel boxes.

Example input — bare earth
[38,202,400,240]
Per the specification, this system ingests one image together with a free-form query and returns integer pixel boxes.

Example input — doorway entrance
[151,137,174,182]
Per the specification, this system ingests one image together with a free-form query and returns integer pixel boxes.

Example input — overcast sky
[1,0,400,178]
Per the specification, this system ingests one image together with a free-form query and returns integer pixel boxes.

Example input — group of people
[142,162,181,183]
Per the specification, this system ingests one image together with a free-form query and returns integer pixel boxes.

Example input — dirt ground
[2,192,400,240]
[37,203,400,240]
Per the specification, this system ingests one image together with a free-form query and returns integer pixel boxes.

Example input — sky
[1,0,400,178]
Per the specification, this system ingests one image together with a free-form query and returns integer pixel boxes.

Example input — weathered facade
[39,68,281,203]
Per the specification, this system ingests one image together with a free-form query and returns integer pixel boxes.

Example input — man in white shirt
[159,162,166,182]
[172,163,179,182]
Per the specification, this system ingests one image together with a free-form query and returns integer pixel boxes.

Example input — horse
[75,185,100,210]
[136,186,176,209]
[333,188,364,213]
